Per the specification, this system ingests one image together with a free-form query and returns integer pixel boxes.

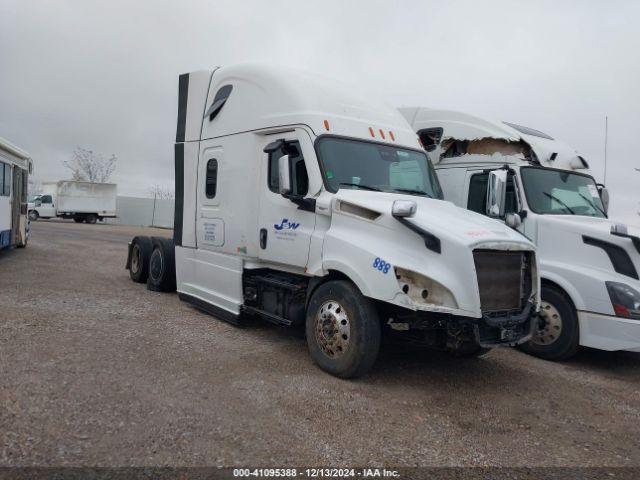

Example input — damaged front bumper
[476,301,537,347]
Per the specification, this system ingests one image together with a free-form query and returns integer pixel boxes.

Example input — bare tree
[63,147,117,183]
[149,184,175,200]
[28,177,42,196]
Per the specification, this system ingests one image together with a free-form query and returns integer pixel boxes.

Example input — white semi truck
[401,107,640,360]
[126,64,541,378]
[0,137,32,250]
[31,180,117,224]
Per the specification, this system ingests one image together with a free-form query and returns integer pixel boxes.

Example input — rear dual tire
[146,237,176,292]
[129,236,153,283]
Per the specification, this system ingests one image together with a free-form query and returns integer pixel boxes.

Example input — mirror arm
[284,194,315,213]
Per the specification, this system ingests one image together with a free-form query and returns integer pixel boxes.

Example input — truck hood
[334,189,534,250]
[535,214,640,279]
[538,215,640,239]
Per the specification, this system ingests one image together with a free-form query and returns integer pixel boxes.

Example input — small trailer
[401,107,640,359]
[125,64,540,378]
[0,137,32,250]
[31,180,117,224]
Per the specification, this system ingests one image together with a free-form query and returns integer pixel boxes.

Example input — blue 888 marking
[373,257,391,274]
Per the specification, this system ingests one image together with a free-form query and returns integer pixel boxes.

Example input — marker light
[379,129,386,139]
[323,119,330,131]
[368,127,375,138]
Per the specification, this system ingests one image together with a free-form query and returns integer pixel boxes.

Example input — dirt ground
[1,220,639,468]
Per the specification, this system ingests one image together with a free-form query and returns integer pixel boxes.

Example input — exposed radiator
[473,250,530,313]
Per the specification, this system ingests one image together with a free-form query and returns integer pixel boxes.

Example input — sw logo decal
[274,219,300,231]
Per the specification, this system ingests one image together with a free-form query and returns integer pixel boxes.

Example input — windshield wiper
[542,191,576,214]
[338,182,382,192]
[578,193,607,217]
[392,187,434,199]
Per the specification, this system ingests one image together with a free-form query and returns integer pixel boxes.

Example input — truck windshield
[316,137,443,199]
[520,167,606,217]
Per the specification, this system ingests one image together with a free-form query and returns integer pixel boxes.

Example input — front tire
[519,285,580,360]
[85,214,97,224]
[305,280,381,379]
[29,210,39,221]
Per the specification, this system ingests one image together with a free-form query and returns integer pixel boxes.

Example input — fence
[105,196,175,228]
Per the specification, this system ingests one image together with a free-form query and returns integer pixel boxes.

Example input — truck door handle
[260,228,267,249]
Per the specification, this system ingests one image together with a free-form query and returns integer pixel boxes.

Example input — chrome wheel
[315,300,351,358]
[533,300,562,345]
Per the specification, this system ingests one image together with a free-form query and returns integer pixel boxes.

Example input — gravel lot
[1,220,639,468]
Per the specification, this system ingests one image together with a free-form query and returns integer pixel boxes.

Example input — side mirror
[278,155,291,196]
[392,200,417,218]
[597,184,609,214]
[505,213,522,229]
[35,199,42,206]
[611,223,628,236]
[486,170,508,218]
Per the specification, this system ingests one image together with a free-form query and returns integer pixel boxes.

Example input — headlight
[395,267,458,309]
[606,282,640,319]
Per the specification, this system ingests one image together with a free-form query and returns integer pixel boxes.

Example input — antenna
[603,115,608,185]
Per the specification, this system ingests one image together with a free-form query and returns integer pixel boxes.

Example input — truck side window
[205,159,218,198]
[468,172,518,216]
[268,141,308,196]
[40,195,52,204]
[467,173,489,214]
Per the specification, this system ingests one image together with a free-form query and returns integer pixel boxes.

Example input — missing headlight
[395,267,458,309]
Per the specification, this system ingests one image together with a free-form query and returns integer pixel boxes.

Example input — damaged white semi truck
[401,107,640,360]
[126,65,540,378]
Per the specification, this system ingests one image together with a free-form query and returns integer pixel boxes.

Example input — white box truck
[401,107,640,360]
[126,64,541,378]
[31,180,117,224]
[0,137,32,250]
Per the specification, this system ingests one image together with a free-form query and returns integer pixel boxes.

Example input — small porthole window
[205,85,233,121]
[206,159,218,198]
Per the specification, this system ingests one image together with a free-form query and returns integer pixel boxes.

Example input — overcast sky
[1,0,638,224]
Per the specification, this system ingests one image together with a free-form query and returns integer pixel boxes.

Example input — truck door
[37,194,56,218]
[10,166,24,245]
[258,131,316,268]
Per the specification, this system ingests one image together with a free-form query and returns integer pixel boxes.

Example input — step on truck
[0,137,32,250]
[31,180,117,224]
[126,64,540,378]
[401,107,640,360]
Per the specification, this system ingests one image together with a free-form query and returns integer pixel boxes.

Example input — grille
[473,250,529,313]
